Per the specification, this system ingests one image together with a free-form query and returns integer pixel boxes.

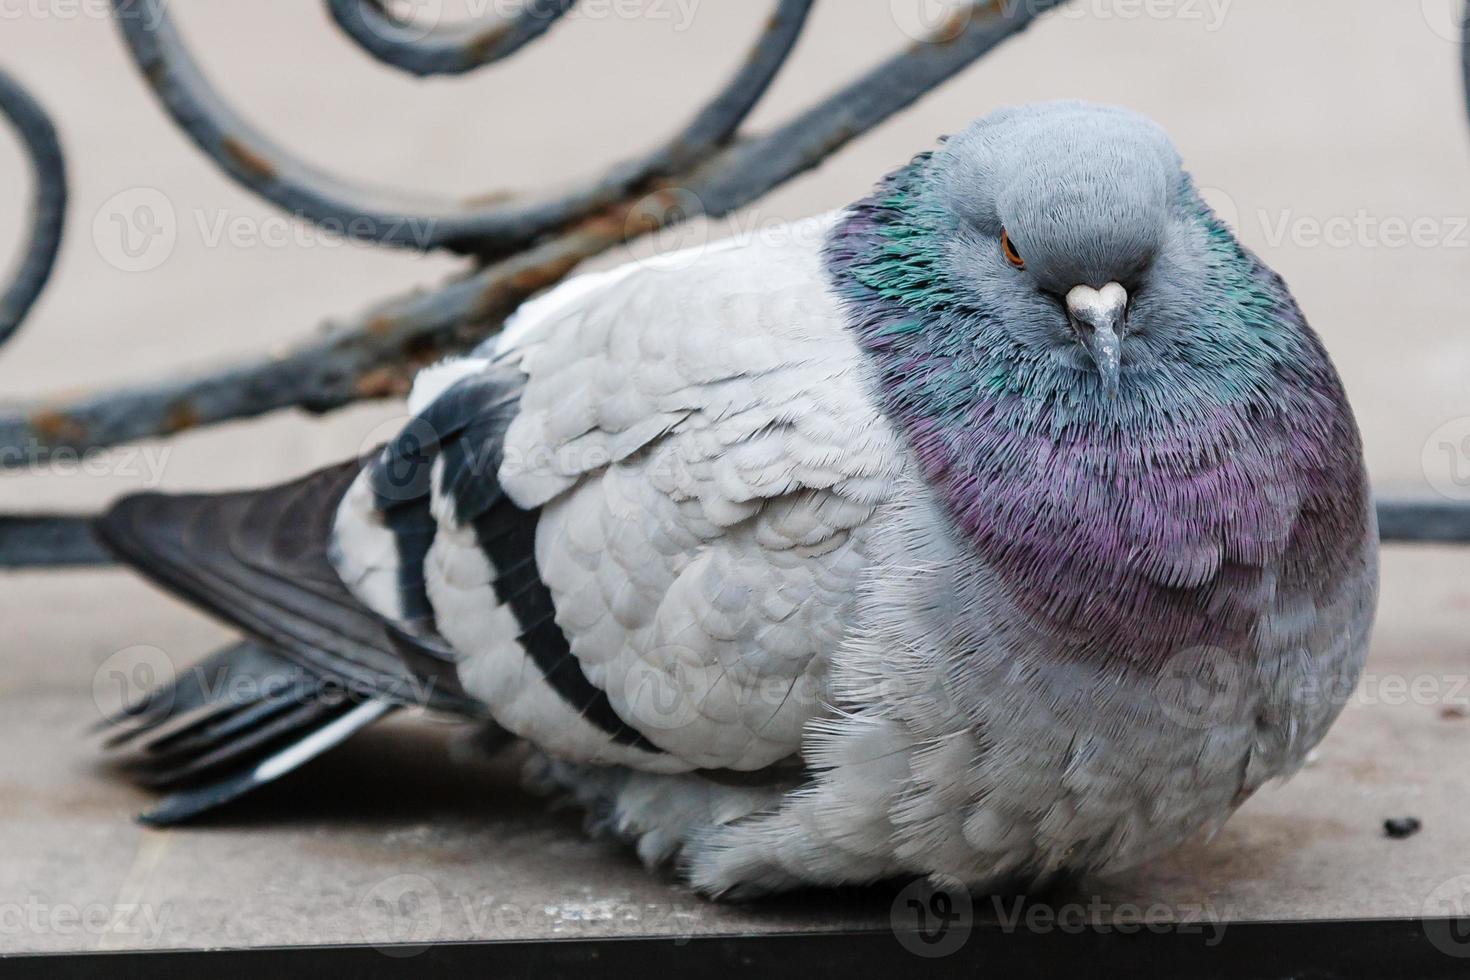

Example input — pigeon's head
[916,101,1192,398]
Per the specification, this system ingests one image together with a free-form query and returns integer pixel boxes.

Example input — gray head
[925,102,1193,396]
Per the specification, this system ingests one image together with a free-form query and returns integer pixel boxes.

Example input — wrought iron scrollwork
[2,0,1463,566]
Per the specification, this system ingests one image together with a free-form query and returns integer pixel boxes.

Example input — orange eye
[1001,228,1025,269]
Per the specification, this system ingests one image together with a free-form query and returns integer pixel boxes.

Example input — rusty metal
[2,0,1063,479]
[0,198,650,467]
[111,0,814,257]
[8,0,1469,567]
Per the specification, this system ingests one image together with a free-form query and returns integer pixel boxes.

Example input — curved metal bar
[113,0,531,254]
[325,0,578,78]
[0,70,67,349]
[687,0,1072,215]
[0,195,664,466]
[615,0,814,177]
[0,0,1064,475]
[425,0,813,242]
[112,0,809,256]
[469,0,814,235]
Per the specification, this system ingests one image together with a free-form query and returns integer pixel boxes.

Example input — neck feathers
[825,172,1370,670]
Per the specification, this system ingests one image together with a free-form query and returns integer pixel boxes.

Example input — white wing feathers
[430,216,907,772]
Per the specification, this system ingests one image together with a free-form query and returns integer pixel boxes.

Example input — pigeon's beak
[1066,282,1127,399]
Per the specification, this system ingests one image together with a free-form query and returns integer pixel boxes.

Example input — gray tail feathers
[97,639,396,825]
[91,460,484,824]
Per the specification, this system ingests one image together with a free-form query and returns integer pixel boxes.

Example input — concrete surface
[2,0,1470,955]
[1,548,1468,954]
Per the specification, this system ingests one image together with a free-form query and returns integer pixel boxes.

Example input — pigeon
[94,101,1379,898]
